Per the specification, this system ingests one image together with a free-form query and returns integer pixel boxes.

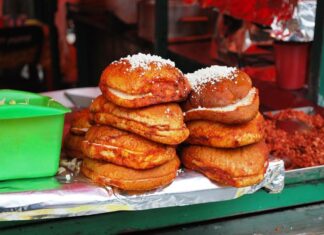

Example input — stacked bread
[181,66,268,187]
[63,109,91,159]
[81,53,191,191]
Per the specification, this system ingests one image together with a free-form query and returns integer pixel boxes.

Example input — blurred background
[0,0,323,107]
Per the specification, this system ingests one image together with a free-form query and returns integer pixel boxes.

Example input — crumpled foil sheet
[211,0,316,60]
[271,0,316,42]
[0,159,284,221]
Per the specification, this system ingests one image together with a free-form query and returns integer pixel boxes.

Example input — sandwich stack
[80,53,191,191]
[63,109,91,159]
[181,66,268,187]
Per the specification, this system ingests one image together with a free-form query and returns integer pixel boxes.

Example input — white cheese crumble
[186,65,238,92]
[115,53,175,71]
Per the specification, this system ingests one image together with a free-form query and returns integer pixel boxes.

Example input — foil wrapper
[210,0,316,61]
[271,0,316,42]
[0,159,284,221]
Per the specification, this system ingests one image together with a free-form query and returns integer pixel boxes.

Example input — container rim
[0,89,71,119]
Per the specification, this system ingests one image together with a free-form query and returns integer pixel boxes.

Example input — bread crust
[181,141,269,187]
[184,70,252,109]
[99,59,191,108]
[63,133,86,159]
[186,112,264,148]
[184,88,259,124]
[81,157,180,191]
[70,109,92,135]
[82,126,177,169]
[90,95,189,145]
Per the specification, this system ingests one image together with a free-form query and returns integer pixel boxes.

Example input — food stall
[1,0,324,234]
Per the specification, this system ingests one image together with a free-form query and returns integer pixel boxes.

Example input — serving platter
[1,97,321,221]
[285,165,324,184]
[64,87,100,108]
[0,158,284,221]
[40,87,100,108]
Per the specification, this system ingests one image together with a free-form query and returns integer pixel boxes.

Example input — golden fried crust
[99,60,191,108]
[81,157,180,191]
[181,141,269,187]
[70,109,92,135]
[82,126,177,169]
[89,95,189,145]
[184,70,252,108]
[184,89,259,124]
[63,133,86,159]
[186,112,264,148]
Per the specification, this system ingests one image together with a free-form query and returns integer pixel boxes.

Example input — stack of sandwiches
[181,66,268,187]
[63,109,91,159]
[80,53,191,191]
[63,54,270,191]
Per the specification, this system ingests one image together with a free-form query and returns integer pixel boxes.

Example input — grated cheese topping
[116,53,175,70]
[186,65,238,92]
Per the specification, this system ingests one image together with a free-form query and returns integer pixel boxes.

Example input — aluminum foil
[211,13,274,63]
[270,0,316,42]
[211,0,316,62]
[0,158,284,221]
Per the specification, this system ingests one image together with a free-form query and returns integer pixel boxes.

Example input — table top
[0,86,323,234]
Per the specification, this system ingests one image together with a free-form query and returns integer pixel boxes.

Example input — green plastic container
[0,89,70,181]
[0,177,60,193]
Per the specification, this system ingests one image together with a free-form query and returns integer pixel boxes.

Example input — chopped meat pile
[264,109,324,170]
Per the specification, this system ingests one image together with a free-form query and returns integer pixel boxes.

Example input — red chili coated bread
[99,53,191,108]
[82,125,177,170]
[81,156,180,191]
[63,133,86,159]
[183,66,259,124]
[181,141,269,187]
[89,95,189,145]
[69,109,92,135]
[186,112,265,148]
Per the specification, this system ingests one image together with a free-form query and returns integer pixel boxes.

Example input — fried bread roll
[186,112,264,148]
[90,95,189,145]
[63,133,86,159]
[183,66,259,124]
[181,141,269,187]
[82,126,177,169]
[63,109,91,158]
[184,88,259,124]
[81,157,180,191]
[70,109,92,135]
[99,53,191,108]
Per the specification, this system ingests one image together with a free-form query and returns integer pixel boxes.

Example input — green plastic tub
[0,89,70,181]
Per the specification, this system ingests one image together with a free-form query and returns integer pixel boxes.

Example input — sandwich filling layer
[187,87,256,113]
[108,87,153,100]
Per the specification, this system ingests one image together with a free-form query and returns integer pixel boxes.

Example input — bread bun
[181,141,268,187]
[183,66,258,124]
[90,95,189,145]
[70,109,92,135]
[99,53,191,108]
[82,126,177,170]
[63,133,86,159]
[186,112,264,148]
[184,67,252,108]
[81,157,180,191]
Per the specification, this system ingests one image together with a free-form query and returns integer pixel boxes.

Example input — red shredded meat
[264,109,324,170]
